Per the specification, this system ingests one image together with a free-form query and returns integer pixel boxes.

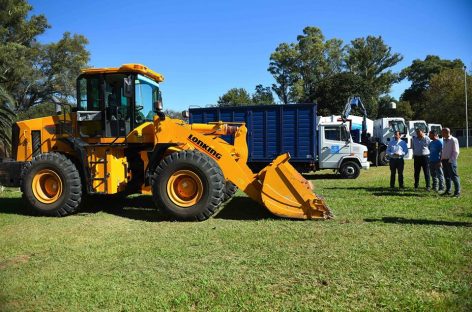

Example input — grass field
[1,149,471,311]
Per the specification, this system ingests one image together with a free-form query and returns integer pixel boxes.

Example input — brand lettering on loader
[188,134,222,160]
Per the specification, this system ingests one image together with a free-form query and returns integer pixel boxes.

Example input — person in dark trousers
[412,128,431,191]
[386,131,408,189]
[428,130,445,192]
[441,128,461,197]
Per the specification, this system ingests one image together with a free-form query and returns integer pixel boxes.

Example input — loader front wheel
[223,181,238,202]
[151,150,225,221]
[21,153,82,216]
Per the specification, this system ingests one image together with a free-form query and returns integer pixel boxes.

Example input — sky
[30,0,472,112]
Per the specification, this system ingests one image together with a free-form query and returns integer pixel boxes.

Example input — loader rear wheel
[151,150,225,221]
[21,153,82,216]
[223,181,238,202]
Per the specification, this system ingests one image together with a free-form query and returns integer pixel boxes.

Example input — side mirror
[55,102,62,115]
[123,76,132,98]
[153,90,163,112]
[182,110,189,119]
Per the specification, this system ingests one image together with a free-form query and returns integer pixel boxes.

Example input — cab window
[77,76,100,110]
[325,126,349,141]
[135,74,160,124]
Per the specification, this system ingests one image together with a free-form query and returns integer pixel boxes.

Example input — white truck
[428,123,443,136]
[321,114,411,165]
[374,117,412,160]
[408,120,428,137]
[316,118,370,178]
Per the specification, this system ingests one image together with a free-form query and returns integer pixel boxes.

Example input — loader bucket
[257,153,333,220]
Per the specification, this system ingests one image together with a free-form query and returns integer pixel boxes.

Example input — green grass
[1,149,471,311]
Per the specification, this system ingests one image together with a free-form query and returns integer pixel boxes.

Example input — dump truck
[0,64,332,220]
[189,104,369,178]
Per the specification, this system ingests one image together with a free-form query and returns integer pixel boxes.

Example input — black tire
[223,181,238,202]
[378,150,389,166]
[339,161,361,179]
[151,150,225,221]
[21,153,82,216]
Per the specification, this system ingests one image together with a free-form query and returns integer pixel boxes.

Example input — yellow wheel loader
[0,64,332,220]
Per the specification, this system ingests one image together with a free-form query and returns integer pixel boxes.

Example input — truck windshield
[414,122,428,133]
[389,120,407,134]
[135,74,160,124]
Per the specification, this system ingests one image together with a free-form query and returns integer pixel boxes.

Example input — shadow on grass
[214,196,275,221]
[0,194,275,222]
[324,186,430,197]
[364,217,472,227]
[0,197,36,216]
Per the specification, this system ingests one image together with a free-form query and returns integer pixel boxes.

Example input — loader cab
[76,72,161,138]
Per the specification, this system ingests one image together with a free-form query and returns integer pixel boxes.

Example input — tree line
[218,26,471,129]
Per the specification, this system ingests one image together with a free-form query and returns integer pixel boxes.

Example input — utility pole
[465,66,469,148]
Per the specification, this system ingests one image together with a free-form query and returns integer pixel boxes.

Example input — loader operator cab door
[77,73,131,138]
[104,74,131,137]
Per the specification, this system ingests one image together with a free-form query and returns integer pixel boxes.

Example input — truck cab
[428,123,442,137]
[374,117,412,159]
[317,122,369,178]
[408,120,428,137]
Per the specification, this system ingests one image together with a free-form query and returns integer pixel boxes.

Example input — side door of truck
[319,124,351,169]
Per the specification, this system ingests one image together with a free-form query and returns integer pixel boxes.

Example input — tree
[268,43,298,104]
[400,55,464,119]
[252,85,274,105]
[345,36,403,117]
[376,95,414,120]
[0,0,89,112]
[267,27,401,115]
[0,0,89,151]
[268,27,344,105]
[293,27,344,103]
[0,87,15,157]
[316,72,374,116]
[217,88,252,106]
[423,68,471,128]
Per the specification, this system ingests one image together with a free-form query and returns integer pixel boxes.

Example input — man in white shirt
[441,128,461,197]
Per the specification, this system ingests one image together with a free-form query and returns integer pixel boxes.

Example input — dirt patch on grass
[0,254,30,270]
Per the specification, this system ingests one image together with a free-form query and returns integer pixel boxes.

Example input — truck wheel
[223,181,238,202]
[21,153,82,216]
[378,150,389,166]
[339,161,360,179]
[151,150,225,221]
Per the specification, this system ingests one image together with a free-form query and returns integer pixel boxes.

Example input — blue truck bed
[189,104,318,172]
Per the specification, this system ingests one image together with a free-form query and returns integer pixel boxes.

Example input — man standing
[412,128,431,191]
[428,130,444,192]
[441,128,461,197]
[387,131,408,189]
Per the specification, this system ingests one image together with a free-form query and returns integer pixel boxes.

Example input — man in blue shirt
[386,131,409,189]
[428,130,444,192]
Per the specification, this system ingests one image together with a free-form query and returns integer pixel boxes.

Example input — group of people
[387,127,461,197]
